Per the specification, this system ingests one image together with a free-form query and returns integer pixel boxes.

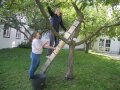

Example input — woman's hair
[55,8,61,15]
[29,31,41,43]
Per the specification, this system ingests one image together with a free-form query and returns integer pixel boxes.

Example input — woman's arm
[47,6,55,17]
[42,40,55,50]
[44,45,55,50]
[60,17,67,31]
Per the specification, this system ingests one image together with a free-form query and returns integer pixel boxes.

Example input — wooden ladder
[40,20,80,74]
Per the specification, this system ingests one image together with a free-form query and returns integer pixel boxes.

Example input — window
[24,31,29,40]
[105,40,111,52]
[99,39,111,52]
[118,37,120,41]
[24,31,27,40]
[24,35,27,40]
[99,39,104,51]
[3,28,11,38]
[16,30,21,39]
[24,34,27,40]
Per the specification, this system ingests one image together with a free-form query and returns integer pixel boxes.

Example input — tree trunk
[85,42,90,53]
[65,45,75,80]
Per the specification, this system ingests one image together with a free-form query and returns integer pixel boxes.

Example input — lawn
[0,48,120,90]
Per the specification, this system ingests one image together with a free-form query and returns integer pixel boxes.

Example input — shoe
[46,56,50,59]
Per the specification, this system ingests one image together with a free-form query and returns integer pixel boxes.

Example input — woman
[47,6,67,56]
[29,31,55,78]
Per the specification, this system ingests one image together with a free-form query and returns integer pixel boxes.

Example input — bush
[18,42,31,48]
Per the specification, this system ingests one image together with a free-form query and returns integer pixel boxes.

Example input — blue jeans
[29,52,41,78]
[47,31,59,55]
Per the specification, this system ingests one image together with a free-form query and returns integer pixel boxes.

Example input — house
[0,25,29,49]
[0,15,31,49]
[92,36,120,54]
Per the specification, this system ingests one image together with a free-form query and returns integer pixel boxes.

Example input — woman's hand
[52,47,56,50]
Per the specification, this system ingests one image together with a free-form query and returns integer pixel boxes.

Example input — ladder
[40,20,80,74]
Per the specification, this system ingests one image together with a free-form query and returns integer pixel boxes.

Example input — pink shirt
[32,38,49,54]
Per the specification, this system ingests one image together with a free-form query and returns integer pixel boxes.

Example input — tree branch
[8,0,15,9]
[72,1,84,22]
[18,21,32,36]
[70,1,85,42]
[75,21,120,46]
[10,25,29,39]
[1,15,31,39]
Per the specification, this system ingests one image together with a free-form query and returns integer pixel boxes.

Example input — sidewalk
[89,51,120,60]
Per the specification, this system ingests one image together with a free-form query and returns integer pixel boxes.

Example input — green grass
[0,48,120,90]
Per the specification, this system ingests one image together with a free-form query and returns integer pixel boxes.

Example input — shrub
[18,42,31,48]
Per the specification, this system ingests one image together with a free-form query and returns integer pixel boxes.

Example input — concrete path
[89,51,120,60]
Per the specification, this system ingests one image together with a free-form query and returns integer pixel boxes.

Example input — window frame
[24,31,28,40]
[99,39,105,51]
[3,27,11,38]
[105,39,111,52]
[16,30,21,39]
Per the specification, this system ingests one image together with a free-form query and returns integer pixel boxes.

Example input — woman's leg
[29,53,40,78]
[47,31,55,56]
[54,36,59,47]
[36,54,41,70]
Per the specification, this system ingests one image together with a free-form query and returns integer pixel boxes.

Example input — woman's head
[29,31,41,43]
[33,31,41,39]
[55,8,61,16]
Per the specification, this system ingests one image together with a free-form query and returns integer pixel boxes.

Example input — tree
[0,0,50,39]
[0,0,120,80]
[79,3,111,53]
[34,0,120,80]
[71,0,120,53]
[0,0,31,39]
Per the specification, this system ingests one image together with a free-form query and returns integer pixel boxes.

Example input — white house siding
[63,37,84,49]
[110,38,120,54]
[64,44,84,49]
[0,26,27,49]
[92,36,120,54]
[92,38,99,51]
